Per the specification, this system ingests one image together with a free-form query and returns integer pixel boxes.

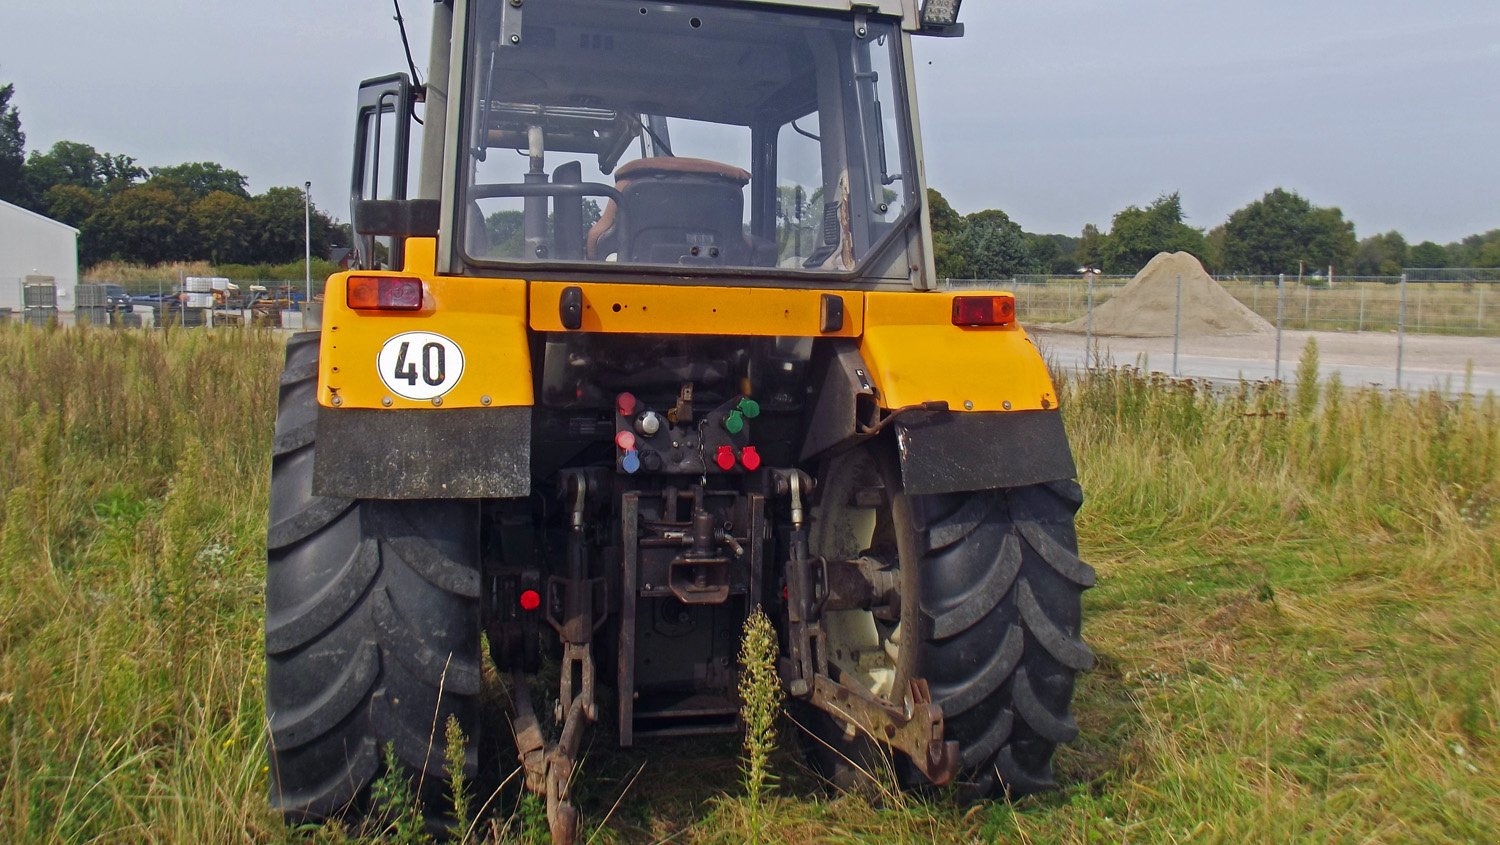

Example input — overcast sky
[3,1,1497,243]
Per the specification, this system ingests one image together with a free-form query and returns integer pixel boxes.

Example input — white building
[0,199,81,312]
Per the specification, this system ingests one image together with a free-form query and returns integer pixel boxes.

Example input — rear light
[347,276,423,311]
[519,589,542,612]
[952,294,1016,327]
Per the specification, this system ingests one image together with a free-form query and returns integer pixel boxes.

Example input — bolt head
[963,400,974,410]
[510,34,521,43]
[381,396,393,407]
[331,395,343,407]
[432,396,443,407]
[1003,400,1013,410]
[481,395,492,406]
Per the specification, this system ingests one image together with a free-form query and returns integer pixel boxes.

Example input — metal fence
[950,273,1498,337]
[945,270,1499,395]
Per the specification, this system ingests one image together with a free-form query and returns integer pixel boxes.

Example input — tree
[151,161,250,199]
[83,185,195,265]
[251,185,334,263]
[1351,231,1407,276]
[23,140,103,202]
[927,188,965,279]
[40,184,100,229]
[1219,188,1356,274]
[948,208,1033,279]
[1446,230,1500,268]
[1099,192,1206,273]
[0,82,24,204]
[1203,225,1228,273]
[194,190,256,263]
[1024,232,1081,275]
[1408,241,1448,268]
[1075,223,1104,269]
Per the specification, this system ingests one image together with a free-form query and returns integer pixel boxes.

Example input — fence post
[1358,287,1366,332]
[1303,283,1311,327]
[1275,273,1285,381]
[1085,272,1095,364]
[1480,285,1486,332]
[1397,273,1407,390]
[1172,273,1182,377]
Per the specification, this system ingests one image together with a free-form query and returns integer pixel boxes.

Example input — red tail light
[519,589,542,612]
[347,276,423,311]
[952,294,1016,327]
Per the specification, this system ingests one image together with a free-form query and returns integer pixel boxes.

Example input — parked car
[103,284,131,311]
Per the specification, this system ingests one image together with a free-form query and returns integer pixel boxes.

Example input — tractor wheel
[799,443,1094,798]
[265,331,482,821]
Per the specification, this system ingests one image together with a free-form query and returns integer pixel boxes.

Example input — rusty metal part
[857,400,950,436]
[821,556,899,612]
[509,471,602,845]
[780,470,824,698]
[510,671,590,845]
[811,675,960,786]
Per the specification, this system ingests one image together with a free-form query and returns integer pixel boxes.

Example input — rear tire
[801,444,1093,799]
[265,332,482,821]
[917,478,1094,797]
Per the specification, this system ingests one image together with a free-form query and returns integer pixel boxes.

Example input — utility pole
[304,181,313,320]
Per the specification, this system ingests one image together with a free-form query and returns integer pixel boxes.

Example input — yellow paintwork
[319,242,1053,413]
[318,239,533,409]
[860,290,1058,412]
[529,281,863,337]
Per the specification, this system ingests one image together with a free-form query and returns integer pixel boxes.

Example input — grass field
[0,328,1495,843]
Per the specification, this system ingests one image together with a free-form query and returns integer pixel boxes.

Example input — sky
[2,0,1497,243]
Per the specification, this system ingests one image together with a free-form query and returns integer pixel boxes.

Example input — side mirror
[351,74,415,268]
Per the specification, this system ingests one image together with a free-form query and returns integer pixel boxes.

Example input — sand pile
[1059,251,1273,337]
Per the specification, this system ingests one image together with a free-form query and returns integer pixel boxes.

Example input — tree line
[0,81,340,268]
[934,185,1500,280]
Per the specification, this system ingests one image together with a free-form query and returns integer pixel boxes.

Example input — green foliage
[1075,222,1104,269]
[0,82,23,204]
[82,185,195,265]
[926,189,964,278]
[193,190,257,264]
[444,716,472,842]
[1220,187,1357,274]
[149,161,250,199]
[949,208,1035,279]
[1408,240,1449,268]
[40,183,100,229]
[1099,192,1207,273]
[9,133,337,267]
[738,606,783,842]
[1446,229,1500,268]
[1352,230,1408,276]
[369,744,429,844]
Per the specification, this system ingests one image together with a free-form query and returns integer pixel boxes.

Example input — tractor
[264,1,1093,841]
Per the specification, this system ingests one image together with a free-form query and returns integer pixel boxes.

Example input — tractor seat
[586,157,753,264]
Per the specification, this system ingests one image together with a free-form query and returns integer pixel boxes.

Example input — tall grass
[0,325,282,842]
[0,328,1495,842]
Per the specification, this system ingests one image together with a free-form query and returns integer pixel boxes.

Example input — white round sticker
[377,332,465,401]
